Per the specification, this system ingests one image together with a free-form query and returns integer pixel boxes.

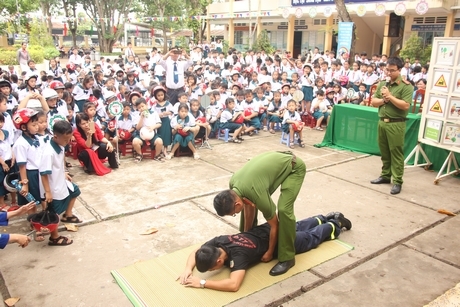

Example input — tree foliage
[80,0,134,52]
[252,30,274,54]
[141,0,185,52]
[28,19,54,47]
[400,33,431,64]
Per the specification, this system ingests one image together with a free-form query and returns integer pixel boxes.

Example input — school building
[207,0,460,57]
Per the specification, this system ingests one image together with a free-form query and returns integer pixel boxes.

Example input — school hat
[152,86,166,97]
[194,65,202,72]
[281,83,291,89]
[42,88,58,100]
[326,87,335,95]
[230,70,240,76]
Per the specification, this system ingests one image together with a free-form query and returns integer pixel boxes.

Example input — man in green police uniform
[371,57,414,195]
[213,151,306,276]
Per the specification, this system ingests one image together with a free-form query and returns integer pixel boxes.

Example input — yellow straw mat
[111,240,353,307]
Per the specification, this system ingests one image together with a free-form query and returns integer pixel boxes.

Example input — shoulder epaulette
[402,79,411,85]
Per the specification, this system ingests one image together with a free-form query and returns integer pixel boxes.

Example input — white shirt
[0,130,12,161]
[117,115,134,131]
[39,139,69,200]
[13,135,41,170]
[220,109,235,123]
[170,114,196,128]
[69,54,83,66]
[158,58,193,89]
[282,110,301,124]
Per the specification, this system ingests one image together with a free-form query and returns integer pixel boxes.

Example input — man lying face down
[177,212,351,292]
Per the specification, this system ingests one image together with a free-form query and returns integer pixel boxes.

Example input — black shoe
[269,259,295,276]
[325,212,352,230]
[390,184,402,195]
[370,177,391,184]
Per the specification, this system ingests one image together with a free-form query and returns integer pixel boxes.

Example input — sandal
[248,131,254,136]
[231,138,241,143]
[269,129,275,134]
[0,204,9,212]
[237,135,244,141]
[315,127,324,131]
[298,139,305,148]
[134,154,142,163]
[165,154,173,160]
[48,236,73,246]
[65,161,72,168]
[61,214,83,223]
[289,141,295,149]
[153,155,165,163]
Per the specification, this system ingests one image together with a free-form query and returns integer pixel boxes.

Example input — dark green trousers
[377,121,405,185]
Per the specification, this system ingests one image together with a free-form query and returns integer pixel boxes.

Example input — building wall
[352,17,383,56]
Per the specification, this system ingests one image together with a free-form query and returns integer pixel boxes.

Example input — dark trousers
[78,143,118,172]
[294,215,341,254]
[166,87,184,105]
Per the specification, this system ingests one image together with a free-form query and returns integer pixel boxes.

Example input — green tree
[61,0,78,47]
[80,0,135,53]
[0,0,40,33]
[141,0,185,53]
[185,0,209,43]
[28,19,54,47]
[400,33,430,64]
[252,30,274,54]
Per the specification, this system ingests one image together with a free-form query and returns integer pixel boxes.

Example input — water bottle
[11,179,40,205]
[143,110,150,118]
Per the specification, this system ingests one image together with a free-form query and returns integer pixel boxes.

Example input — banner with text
[337,22,353,57]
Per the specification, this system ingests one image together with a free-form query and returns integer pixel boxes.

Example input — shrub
[43,47,60,60]
[0,50,17,65]
[28,46,44,64]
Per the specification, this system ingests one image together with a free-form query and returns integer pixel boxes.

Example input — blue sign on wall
[411,24,446,31]
[337,22,353,57]
[292,0,384,7]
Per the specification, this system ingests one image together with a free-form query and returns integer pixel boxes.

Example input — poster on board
[435,42,457,66]
[442,124,460,145]
[431,69,451,93]
[423,119,443,143]
[452,70,460,96]
[447,98,460,120]
[426,95,447,118]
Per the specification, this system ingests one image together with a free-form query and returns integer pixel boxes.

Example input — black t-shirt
[203,223,270,272]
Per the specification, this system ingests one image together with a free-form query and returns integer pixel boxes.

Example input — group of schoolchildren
[0,73,82,248]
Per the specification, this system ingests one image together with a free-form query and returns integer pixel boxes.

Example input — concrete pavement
[1,128,459,307]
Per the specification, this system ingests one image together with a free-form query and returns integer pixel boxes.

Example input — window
[294,20,305,26]
[235,31,243,45]
[418,31,444,47]
[313,19,328,25]
[414,16,447,24]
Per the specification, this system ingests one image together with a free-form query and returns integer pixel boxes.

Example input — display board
[418,38,460,150]
[412,37,460,183]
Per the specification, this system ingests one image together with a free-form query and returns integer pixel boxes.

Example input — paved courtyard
[1,129,459,307]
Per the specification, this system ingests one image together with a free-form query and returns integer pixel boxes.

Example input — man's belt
[380,117,407,123]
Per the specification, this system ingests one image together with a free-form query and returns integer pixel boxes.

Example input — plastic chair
[301,113,317,128]
[280,131,299,147]
[268,122,281,131]
[367,84,378,106]
[218,129,230,142]
[412,89,425,113]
